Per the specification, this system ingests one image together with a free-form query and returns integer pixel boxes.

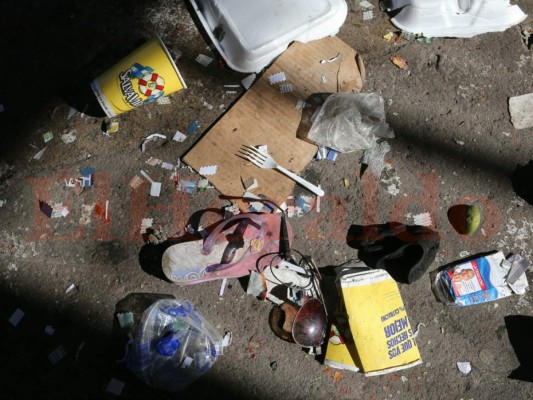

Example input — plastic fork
[240,145,325,197]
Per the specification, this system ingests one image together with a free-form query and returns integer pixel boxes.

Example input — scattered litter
[80,167,94,188]
[365,141,391,176]
[320,52,340,64]
[156,96,171,105]
[459,250,470,258]
[219,278,228,297]
[141,133,166,152]
[44,325,55,336]
[140,169,162,198]
[203,101,213,110]
[161,162,173,170]
[242,177,258,191]
[65,283,77,294]
[177,179,197,193]
[268,71,286,85]
[457,362,471,375]
[197,178,209,192]
[343,178,350,188]
[106,378,125,396]
[67,107,77,120]
[8,308,24,326]
[412,322,426,338]
[48,345,67,365]
[224,84,240,88]
[173,130,187,142]
[196,54,214,67]
[279,83,293,94]
[359,0,375,9]
[129,176,144,189]
[226,90,237,94]
[0,199,5,207]
[523,26,533,49]
[61,131,76,144]
[509,93,533,129]
[146,157,162,167]
[401,375,408,382]
[316,189,321,212]
[454,138,465,146]
[102,121,119,135]
[362,10,374,20]
[117,312,134,328]
[295,99,307,109]
[295,195,314,213]
[79,204,94,225]
[199,165,218,176]
[391,55,408,70]
[241,73,256,89]
[140,218,153,234]
[383,31,394,41]
[413,212,433,227]
[187,119,200,134]
[75,341,85,363]
[315,146,328,160]
[42,131,54,143]
[33,147,47,160]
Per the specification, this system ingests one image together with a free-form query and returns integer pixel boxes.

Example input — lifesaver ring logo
[138,73,165,97]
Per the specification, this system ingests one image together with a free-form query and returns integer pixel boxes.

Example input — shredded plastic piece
[268,71,287,85]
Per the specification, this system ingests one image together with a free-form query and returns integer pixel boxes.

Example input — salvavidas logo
[119,63,165,107]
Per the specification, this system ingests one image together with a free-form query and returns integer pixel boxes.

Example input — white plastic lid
[190,0,348,73]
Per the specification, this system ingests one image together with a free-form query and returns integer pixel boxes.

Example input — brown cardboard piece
[183,36,364,210]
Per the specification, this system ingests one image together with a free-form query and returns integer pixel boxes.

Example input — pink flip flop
[162,213,292,285]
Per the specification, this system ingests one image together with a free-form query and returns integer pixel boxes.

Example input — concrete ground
[1,0,532,399]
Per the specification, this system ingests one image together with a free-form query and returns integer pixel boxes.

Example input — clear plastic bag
[307,92,395,153]
[127,299,224,392]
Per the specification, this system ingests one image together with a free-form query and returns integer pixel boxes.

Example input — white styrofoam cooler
[190,0,348,73]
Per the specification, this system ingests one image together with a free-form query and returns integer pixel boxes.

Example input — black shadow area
[505,315,533,383]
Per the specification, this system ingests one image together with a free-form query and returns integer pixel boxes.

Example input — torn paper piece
[187,119,200,134]
[44,325,55,336]
[241,73,256,90]
[223,204,240,217]
[9,308,25,326]
[116,312,134,328]
[196,54,214,67]
[80,167,94,177]
[295,99,307,110]
[140,218,153,234]
[203,101,213,110]
[177,180,197,193]
[268,71,286,85]
[50,202,68,218]
[454,138,465,146]
[360,0,375,9]
[140,170,154,183]
[413,212,433,227]
[141,133,166,152]
[146,157,162,167]
[80,204,94,225]
[457,362,472,375]
[181,357,193,368]
[199,165,218,176]
[48,345,67,365]
[219,278,228,297]
[391,55,408,70]
[296,195,314,213]
[129,176,143,189]
[362,10,374,20]
[320,52,340,64]
[412,322,426,338]
[316,146,328,160]
[173,130,187,142]
[43,131,54,143]
[33,147,47,160]
[326,149,339,161]
[161,162,173,170]
[509,93,533,129]
[66,283,77,293]
[150,182,162,197]
[156,96,171,105]
[61,131,76,144]
[197,178,209,192]
[366,141,391,176]
[242,177,258,191]
[279,83,293,94]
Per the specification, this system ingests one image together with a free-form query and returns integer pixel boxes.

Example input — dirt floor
[1,0,532,399]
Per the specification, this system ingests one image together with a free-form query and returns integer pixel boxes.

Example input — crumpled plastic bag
[307,92,394,153]
[127,299,224,392]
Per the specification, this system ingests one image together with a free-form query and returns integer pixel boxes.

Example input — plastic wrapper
[307,92,394,153]
[127,299,224,392]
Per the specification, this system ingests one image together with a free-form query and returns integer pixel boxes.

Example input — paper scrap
[43,131,54,143]
[457,361,472,375]
[509,93,533,129]
[383,32,394,41]
[156,96,171,105]
[61,131,76,144]
[150,182,162,197]
[8,308,25,326]
[360,0,375,9]
[203,101,213,110]
[187,119,200,134]
[48,345,67,365]
[320,52,340,64]
[161,162,173,170]
[362,10,374,20]
[268,71,286,85]
[177,179,197,193]
[106,378,125,396]
[173,130,187,142]
[391,55,408,70]
[413,322,426,338]
[279,83,293,94]
[67,107,77,119]
[65,283,76,293]
[241,73,256,90]
[181,356,193,368]
[116,312,134,328]
[366,141,391,176]
[224,84,240,88]
[33,147,47,160]
[295,99,307,109]
[219,278,228,297]
[141,133,166,152]
[197,178,209,192]
[196,54,214,67]
[146,157,162,166]
[413,212,433,227]
[199,165,218,176]
[140,170,154,183]
[242,177,258,191]
[129,176,143,189]
[44,325,55,336]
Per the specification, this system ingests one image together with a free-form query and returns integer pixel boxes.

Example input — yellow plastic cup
[91,35,186,117]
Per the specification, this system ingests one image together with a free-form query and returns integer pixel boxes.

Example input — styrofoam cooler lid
[190,0,348,73]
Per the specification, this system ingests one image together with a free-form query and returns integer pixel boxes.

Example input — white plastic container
[190,0,348,73]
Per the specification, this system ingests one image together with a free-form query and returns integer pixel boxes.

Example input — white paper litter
[0,199,5,207]
[161,162,173,170]
[106,378,125,396]
[413,322,426,338]
[199,165,218,176]
[33,147,47,160]
[61,131,76,144]
[8,308,25,326]
[173,130,187,142]
[360,0,375,10]
[413,212,433,227]
[65,283,76,293]
[241,73,256,89]
[140,218,153,234]
[196,54,214,67]
[146,157,161,166]
[268,71,286,85]
[141,133,166,152]
[363,10,374,20]
[219,278,228,297]
[457,361,472,375]
[140,170,154,183]
[509,93,533,129]
[150,182,162,197]
[279,83,293,94]
[295,100,307,109]
[181,356,193,368]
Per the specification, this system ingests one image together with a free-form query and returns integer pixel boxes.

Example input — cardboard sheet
[183,36,364,210]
